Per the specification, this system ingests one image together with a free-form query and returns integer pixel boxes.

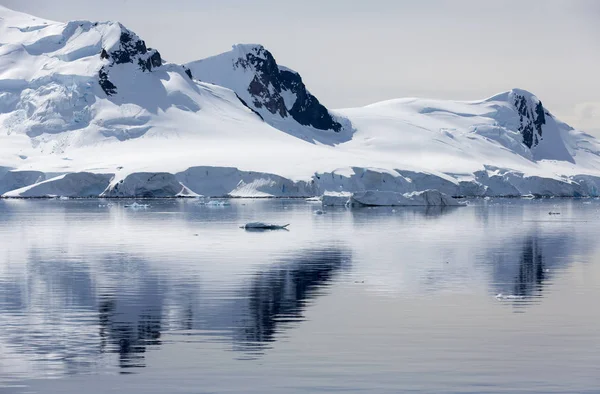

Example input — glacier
[2,6,600,198]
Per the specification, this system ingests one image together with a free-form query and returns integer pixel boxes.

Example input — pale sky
[4,0,600,135]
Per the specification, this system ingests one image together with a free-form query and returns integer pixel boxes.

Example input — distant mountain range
[1,5,600,198]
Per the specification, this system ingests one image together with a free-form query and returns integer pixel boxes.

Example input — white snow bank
[350,190,463,207]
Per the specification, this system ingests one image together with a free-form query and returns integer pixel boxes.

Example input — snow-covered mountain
[2,5,600,198]
[186,44,349,143]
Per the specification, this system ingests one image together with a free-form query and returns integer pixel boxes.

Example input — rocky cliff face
[236,46,341,131]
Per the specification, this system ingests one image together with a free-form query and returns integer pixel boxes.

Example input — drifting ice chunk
[305,197,322,202]
[322,192,352,207]
[206,200,231,206]
[351,190,462,207]
[495,293,526,300]
[124,202,150,209]
[241,222,289,230]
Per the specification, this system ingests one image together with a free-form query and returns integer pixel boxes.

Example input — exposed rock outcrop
[510,90,548,149]
[187,44,343,133]
[98,26,163,96]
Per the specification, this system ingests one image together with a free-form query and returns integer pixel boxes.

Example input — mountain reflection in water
[90,248,350,369]
[0,198,598,391]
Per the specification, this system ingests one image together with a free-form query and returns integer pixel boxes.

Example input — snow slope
[2,6,600,198]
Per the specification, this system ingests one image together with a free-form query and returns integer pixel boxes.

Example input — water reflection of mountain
[98,287,164,370]
[513,237,545,297]
[486,211,589,302]
[490,231,570,301]
[348,201,597,305]
[1,199,598,380]
[233,248,350,352]
[93,247,351,363]
[0,245,350,377]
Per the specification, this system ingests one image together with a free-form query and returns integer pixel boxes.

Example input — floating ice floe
[124,202,150,209]
[495,293,526,300]
[241,222,290,230]
[305,197,322,203]
[205,200,231,207]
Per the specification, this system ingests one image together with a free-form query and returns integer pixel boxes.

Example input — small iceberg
[322,192,352,207]
[193,198,230,207]
[206,200,230,207]
[124,202,150,209]
[241,222,290,230]
[351,190,462,207]
[495,293,525,300]
[319,190,461,207]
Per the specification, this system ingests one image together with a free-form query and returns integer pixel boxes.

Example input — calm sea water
[0,198,599,393]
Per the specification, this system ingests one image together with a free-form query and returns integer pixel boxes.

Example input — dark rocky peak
[205,44,342,132]
[183,66,193,80]
[233,45,278,76]
[98,23,164,96]
[508,89,549,149]
[108,28,162,71]
[99,24,163,69]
